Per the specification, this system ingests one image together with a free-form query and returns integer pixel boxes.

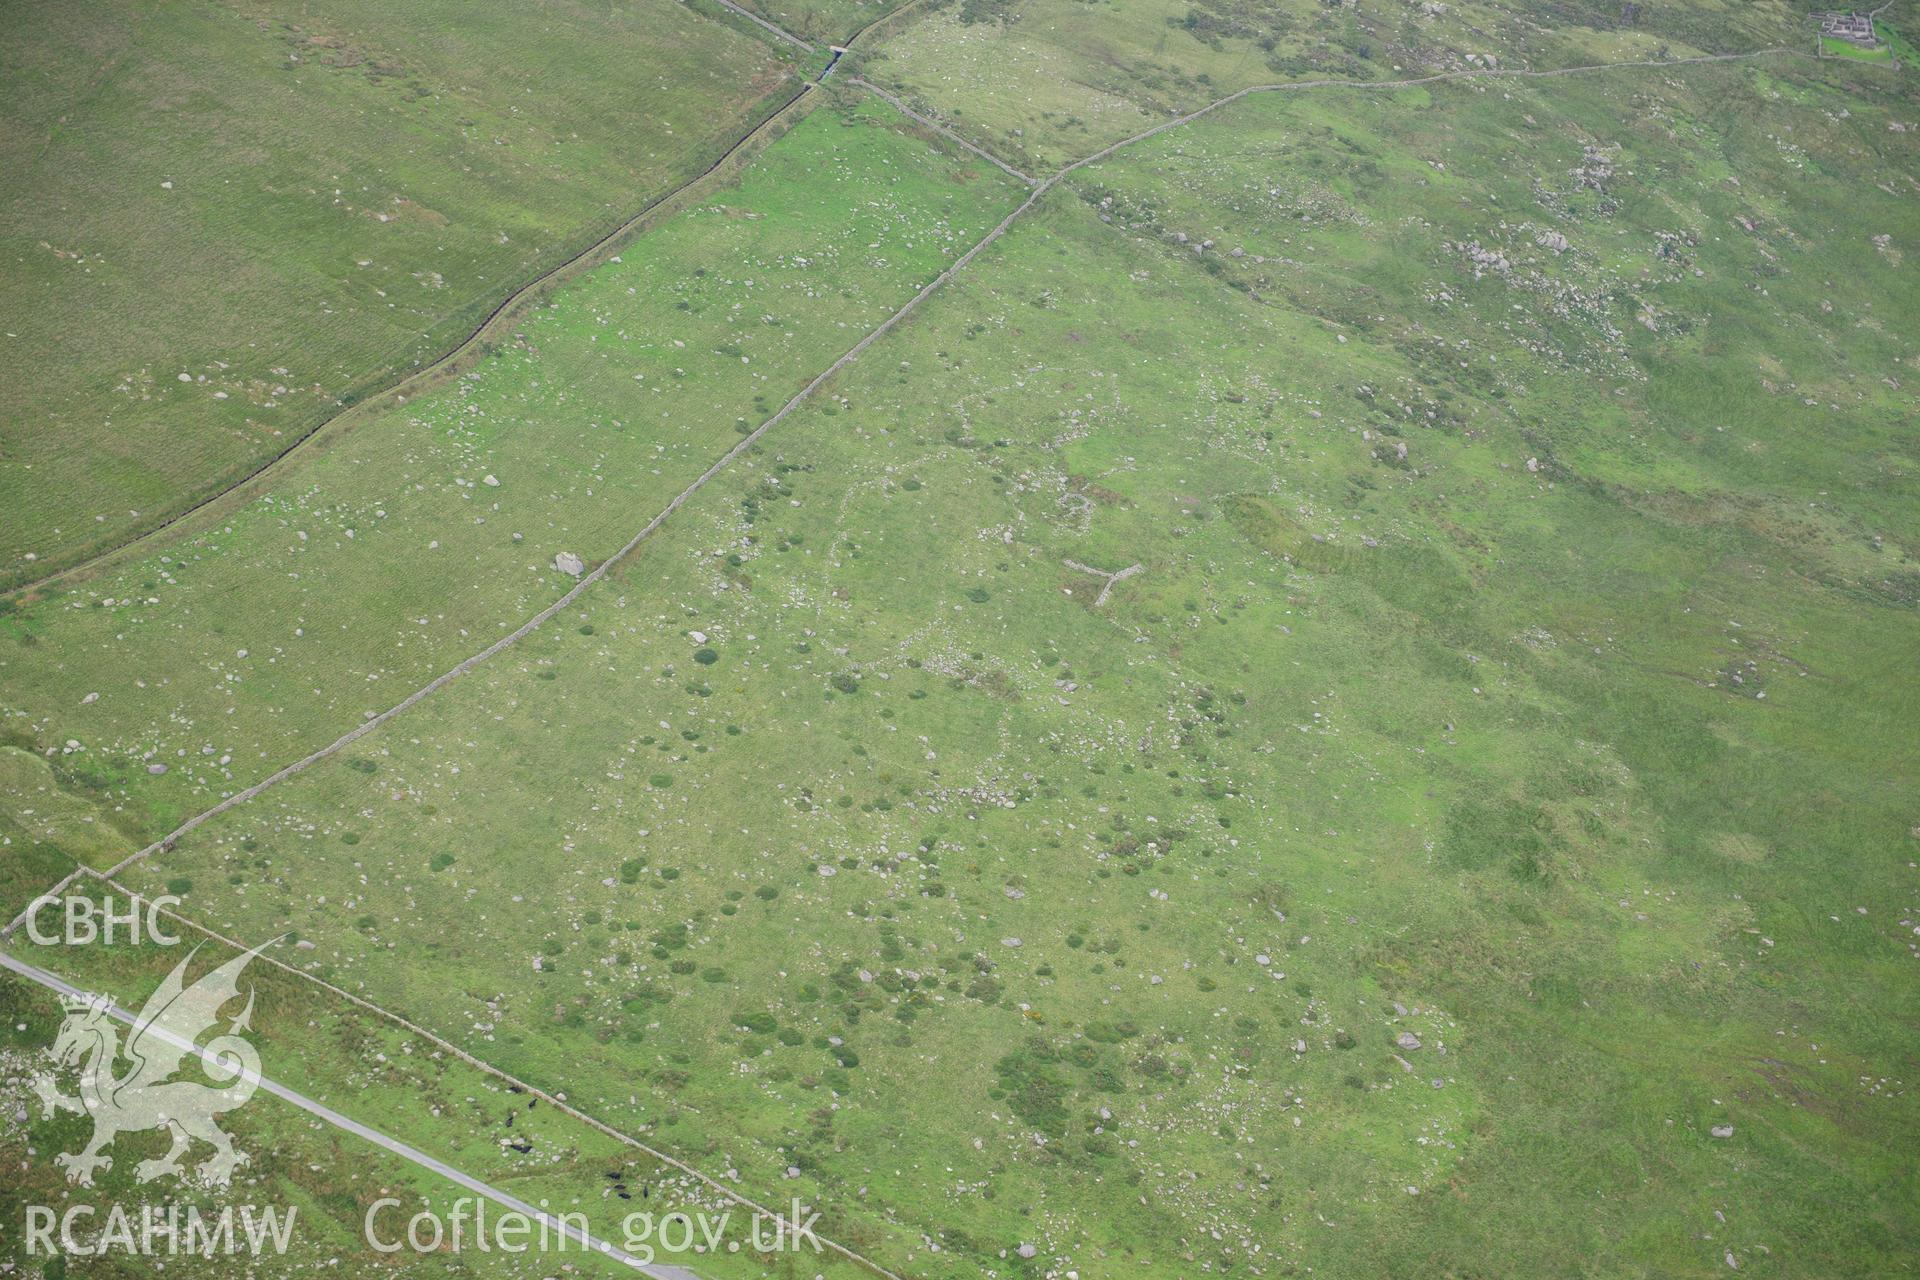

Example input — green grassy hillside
[0,0,795,589]
[0,98,1023,849]
[2,3,1915,1277]
[76,56,1917,1279]
[856,0,1812,167]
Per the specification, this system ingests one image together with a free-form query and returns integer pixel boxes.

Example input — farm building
[1815,10,1880,45]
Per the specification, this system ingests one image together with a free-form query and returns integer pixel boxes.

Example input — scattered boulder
[554,551,585,577]
[147,763,169,776]
[1396,1031,1423,1051]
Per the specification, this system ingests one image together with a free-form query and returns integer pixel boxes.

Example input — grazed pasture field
[0,98,1023,846]
[854,0,1815,167]
[64,57,1919,1279]
[2,3,1917,1279]
[0,0,795,587]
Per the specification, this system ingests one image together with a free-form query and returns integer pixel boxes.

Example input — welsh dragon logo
[31,942,268,1187]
